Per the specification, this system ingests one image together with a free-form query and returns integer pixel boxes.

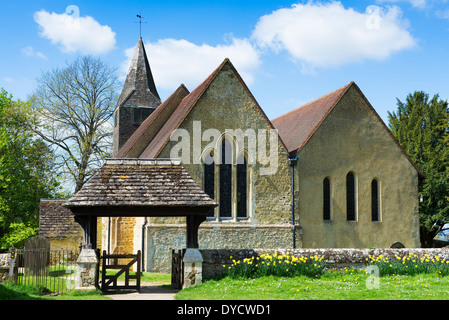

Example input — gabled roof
[138,60,224,158]
[138,58,288,159]
[117,37,161,108]
[39,199,83,239]
[115,84,190,158]
[271,82,424,177]
[63,159,216,211]
[271,82,352,156]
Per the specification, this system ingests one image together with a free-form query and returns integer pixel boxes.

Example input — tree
[0,89,61,249]
[388,91,449,247]
[29,56,120,193]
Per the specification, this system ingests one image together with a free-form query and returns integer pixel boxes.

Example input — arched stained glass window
[323,177,331,221]
[346,172,356,221]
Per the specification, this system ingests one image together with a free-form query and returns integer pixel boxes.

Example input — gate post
[75,244,99,290]
[182,248,203,288]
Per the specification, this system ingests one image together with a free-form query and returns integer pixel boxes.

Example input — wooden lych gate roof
[63,158,216,217]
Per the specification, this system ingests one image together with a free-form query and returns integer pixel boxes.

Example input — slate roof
[38,199,83,239]
[63,159,216,209]
[117,37,161,109]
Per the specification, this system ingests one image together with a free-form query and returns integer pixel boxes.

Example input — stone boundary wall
[200,248,449,279]
[0,253,11,283]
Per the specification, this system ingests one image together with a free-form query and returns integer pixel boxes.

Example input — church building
[97,37,422,272]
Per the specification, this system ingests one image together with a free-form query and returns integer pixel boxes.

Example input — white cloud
[34,10,116,55]
[121,37,261,90]
[251,1,416,72]
[436,8,449,19]
[21,46,47,60]
[376,0,428,9]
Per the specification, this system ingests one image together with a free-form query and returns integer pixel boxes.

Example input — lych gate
[64,158,216,291]
[101,251,141,291]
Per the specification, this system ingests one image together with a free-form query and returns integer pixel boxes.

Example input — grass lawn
[0,282,111,300]
[175,270,449,300]
[0,272,172,300]
[3,266,448,300]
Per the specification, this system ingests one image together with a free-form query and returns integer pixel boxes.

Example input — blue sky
[1,0,449,123]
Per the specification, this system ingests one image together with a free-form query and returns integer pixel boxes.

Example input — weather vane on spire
[135,9,147,38]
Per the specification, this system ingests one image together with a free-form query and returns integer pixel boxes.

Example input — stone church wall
[145,62,295,272]
[296,85,420,248]
[145,223,302,272]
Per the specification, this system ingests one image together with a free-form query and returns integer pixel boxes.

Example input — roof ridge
[272,81,353,122]
[105,158,181,166]
[271,82,354,156]
[140,58,290,158]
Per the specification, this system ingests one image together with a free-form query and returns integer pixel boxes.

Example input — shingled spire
[117,37,161,108]
[113,37,162,156]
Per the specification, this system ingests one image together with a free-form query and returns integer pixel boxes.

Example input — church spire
[117,37,161,108]
[113,37,161,156]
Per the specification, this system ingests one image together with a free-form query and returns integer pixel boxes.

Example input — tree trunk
[420,226,437,248]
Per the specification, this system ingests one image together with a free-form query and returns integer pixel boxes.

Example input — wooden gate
[171,249,184,289]
[101,251,141,291]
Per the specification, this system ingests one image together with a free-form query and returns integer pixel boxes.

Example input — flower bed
[200,248,449,279]
[224,252,326,279]
[366,252,449,276]
[214,250,449,280]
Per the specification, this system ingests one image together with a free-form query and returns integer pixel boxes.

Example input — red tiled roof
[271,82,352,156]
[271,81,424,177]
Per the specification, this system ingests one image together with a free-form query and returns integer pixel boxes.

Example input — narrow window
[133,108,152,124]
[219,139,232,218]
[346,172,356,221]
[323,177,331,221]
[204,151,215,218]
[237,154,247,218]
[133,108,142,124]
[371,179,380,221]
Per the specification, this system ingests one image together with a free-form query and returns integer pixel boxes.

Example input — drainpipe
[288,156,298,248]
[107,217,111,254]
[141,217,147,272]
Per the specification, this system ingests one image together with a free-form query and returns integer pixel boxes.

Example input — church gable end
[296,83,421,248]
[141,58,289,160]
[149,59,291,226]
